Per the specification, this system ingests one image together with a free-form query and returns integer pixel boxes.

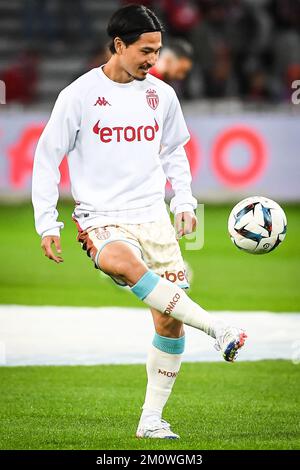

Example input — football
[228,196,287,254]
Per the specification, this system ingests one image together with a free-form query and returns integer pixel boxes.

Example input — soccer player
[149,38,193,82]
[32,4,247,439]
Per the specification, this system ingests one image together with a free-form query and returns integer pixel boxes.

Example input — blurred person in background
[149,38,193,82]
[204,42,237,98]
[160,0,201,36]
[284,64,300,101]
[23,0,91,46]
[244,66,275,103]
[149,38,193,96]
[188,0,272,100]
[269,0,300,101]
[55,0,92,44]
[73,43,112,80]
[85,45,112,71]
[23,0,55,44]
[1,49,40,105]
[188,0,237,98]
[122,0,200,37]
[14,0,300,104]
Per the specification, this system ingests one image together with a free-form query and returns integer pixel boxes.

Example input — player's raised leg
[99,240,219,335]
[99,242,247,362]
[136,273,247,363]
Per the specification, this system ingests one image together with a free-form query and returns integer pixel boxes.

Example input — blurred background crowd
[1,0,300,106]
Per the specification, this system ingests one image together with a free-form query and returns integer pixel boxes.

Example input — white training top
[32,65,197,237]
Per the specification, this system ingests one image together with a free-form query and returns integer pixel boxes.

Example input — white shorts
[75,215,189,289]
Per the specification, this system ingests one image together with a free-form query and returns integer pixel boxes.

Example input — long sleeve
[32,89,81,237]
[160,91,197,214]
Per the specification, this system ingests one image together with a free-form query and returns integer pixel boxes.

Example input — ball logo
[93,119,159,143]
[146,89,159,110]
[263,243,271,249]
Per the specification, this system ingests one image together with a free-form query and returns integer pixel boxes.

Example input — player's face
[121,32,162,81]
[169,57,193,81]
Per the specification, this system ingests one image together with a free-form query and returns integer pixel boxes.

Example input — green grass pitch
[0,202,299,310]
[0,361,299,450]
[0,203,299,450]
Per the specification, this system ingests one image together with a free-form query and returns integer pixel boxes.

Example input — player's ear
[114,37,124,55]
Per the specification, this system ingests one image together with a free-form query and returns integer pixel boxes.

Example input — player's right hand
[41,236,63,263]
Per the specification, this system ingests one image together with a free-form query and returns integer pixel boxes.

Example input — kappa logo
[94,97,111,106]
[158,369,178,378]
[93,119,159,143]
[164,293,181,315]
[146,89,159,110]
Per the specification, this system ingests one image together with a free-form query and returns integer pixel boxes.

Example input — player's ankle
[140,408,161,423]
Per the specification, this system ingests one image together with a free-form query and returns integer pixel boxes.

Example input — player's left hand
[175,211,197,239]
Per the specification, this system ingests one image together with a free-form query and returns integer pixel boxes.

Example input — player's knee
[114,257,146,282]
[98,242,146,285]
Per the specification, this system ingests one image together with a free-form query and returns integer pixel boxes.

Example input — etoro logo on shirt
[92,119,159,143]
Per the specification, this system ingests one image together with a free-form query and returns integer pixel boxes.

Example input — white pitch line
[0,305,299,366]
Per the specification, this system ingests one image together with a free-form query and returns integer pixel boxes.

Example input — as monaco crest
[146,89,159,110]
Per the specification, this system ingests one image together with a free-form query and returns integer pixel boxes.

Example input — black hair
[165,38,194,60]
[107,4,164,54]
